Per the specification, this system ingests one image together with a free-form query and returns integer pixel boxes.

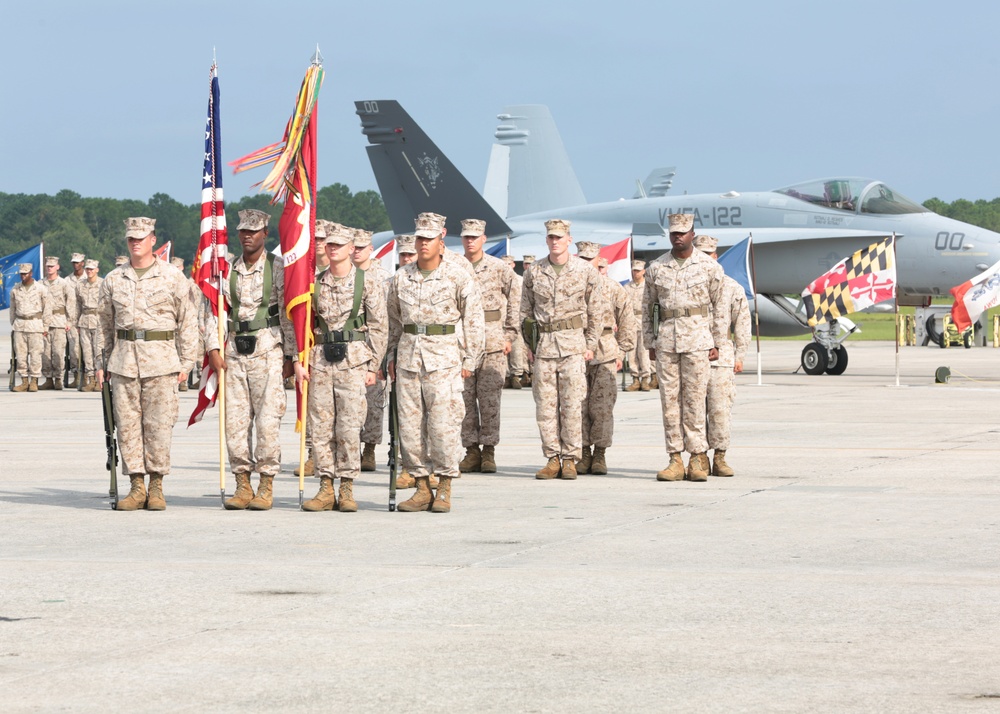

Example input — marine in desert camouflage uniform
[39,256,76,390]
[577,245,636,475]
[693,234,752,478]
[457,219,520,474]
[96,217,199,511]
[9,263,50,392]
[642,214,727,483]
[386,212,484,513]
[76,259,104,391]
[623,260,653,392]
[66,253,87,387]
[205,210,295,511]
[520,220,603,480]
[300,223,388,512]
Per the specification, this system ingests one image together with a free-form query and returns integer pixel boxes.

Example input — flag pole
[893,233,900,387]
[209,64,227,507]
[748,233,762,386]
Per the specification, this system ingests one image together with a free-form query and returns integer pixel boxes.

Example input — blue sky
[2,0,998,207]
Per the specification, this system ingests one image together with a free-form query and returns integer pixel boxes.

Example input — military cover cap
[597,257,608,268]
[397,234,417,254]
[631,259,646,271]
[71,253,86,263]
[170,257,185,269]
[693,234,719,253]
[414,212,447,239]
[114,255,128,266]
[124,216,156,239]
[18,263,32,273]
[522,254,536,265]
[237,208,270,231]
[460,218,486,237]
[45,256,59,267]
[544,218,571,237]
[326,222,354,246]
[576,241,600,260]
[501,255,515,266]
[667,214,694,233]
[85,259,99,270]
[353,228,374,247]
[314,219,332,241]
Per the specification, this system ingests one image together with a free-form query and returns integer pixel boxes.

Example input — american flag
[189,64,230,427]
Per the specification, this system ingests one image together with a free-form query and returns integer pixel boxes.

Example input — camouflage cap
[544,219,571,237]
[414,212,447,239]
[522,254,536,265]
[667,213,694,233]
[45,256,59,267]
[237,208,270,231]
[631,259,646,271]
[575,241,600,260]
[353,228,374,248]
[84,259,99,270]
[501,255,515,266]
[397,234,417,254]
[124,216,156,239]
[170,257,185,269]
[597,257,608,268]
[314,219,332,241]
[114,255,128,266]
[18,263,32,273]
[326,222,354,246]
[71,253,86,263]
[693,234,719,253]
[460,218,486,237]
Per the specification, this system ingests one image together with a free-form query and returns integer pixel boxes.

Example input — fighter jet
[355,100,1000,374]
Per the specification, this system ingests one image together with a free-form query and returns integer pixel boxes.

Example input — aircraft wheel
[963,332,973,349]
[826,346,848,375]
[801,342,828,375]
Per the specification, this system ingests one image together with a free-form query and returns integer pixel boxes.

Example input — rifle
[652,303,661,338]
[387,352,399,512]
[63,339,71,385]
[8,333,15,391]
[100,352,119,509]
[77,337,85,391]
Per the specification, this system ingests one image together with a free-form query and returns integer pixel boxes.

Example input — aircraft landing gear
[800,319,857,375]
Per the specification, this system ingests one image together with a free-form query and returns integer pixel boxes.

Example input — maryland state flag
[802,235,896,326]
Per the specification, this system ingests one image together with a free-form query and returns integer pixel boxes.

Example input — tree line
[0,185,391,269]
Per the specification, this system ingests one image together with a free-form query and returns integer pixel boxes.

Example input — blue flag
[485,236,510,258]
[717,235,754,300]
[0,244,43,310]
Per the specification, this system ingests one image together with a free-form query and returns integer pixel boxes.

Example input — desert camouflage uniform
[583,274,636,448]
[98,260,199,477]
[360,261,392,446]
[462,254,520,447]
[10,280,51,380]
[387,259,484,479]
[642,249,726,454]
[624,279,651,380]
[76,277,104,378]
[42,276,77,381]
[204,255,294,478]
[707,275,751,450]
[309,266,388,480]
[520,256,603,460]
[506,271,527,379]
[67,271,87,379]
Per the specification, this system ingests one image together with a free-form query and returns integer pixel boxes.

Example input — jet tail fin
[355,100,511,237]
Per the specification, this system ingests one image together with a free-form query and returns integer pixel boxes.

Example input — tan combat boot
[590,447,608,475]
[338,478,358,512]
[713,450,735,477]
[625,376,641,392]
[560,459,578,480]
[54,378,63,390]
[640,377,651,391]
[66,373,78,389]
[247,475,274,510]
[178,381,188,392]
[656,453,685,481]
[396,467,415,489]
[398,476,434,512]
[302,476,337,511]
[459,445,481,473]
[429,474,439,489]
[361,443,376,472]
[81,376,94,392]
[686,453,710,482]
[509,374,522,389]
[146,475,166,510]
[294,451,314,478]
[577,445,593,474]
[649,374,659,390]
[12,378,29,393]
[224,473,255,510]
[535,457,561,480]
[480,445,497,473]
[39,378,55,390]
[28,378,38,392]
[116,475,147,511]
[430,476,452,513]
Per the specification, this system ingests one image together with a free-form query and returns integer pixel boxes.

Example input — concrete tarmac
[2,315,999,712]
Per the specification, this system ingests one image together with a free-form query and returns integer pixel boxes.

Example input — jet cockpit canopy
[775,178,928,215]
